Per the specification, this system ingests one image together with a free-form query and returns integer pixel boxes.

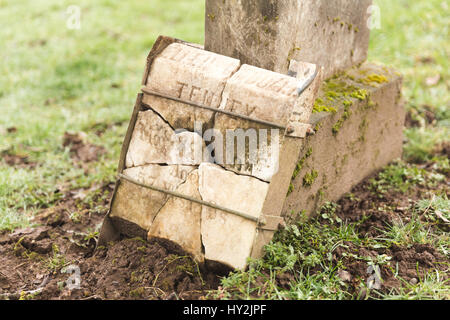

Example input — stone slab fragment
[251,60,324,259]
[205,0,372,79]
[100,37,322,271]
[198,163,269,270]
[125,109,205,168]
[282,62,404,218]
[214,63,315,181]
[143,42,241,131]
[110,165,195,230]
[148,170,204,262]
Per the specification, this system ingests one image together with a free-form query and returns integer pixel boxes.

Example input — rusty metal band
[118,173,265,225]
[140,87,286,130]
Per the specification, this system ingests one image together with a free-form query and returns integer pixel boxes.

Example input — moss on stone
[303,170,318,187]
[350,89,369,101]
[313,98,337,113]
[292,147,313,180]
[332,101,353,136]
[358,73,389,86]
[287,183,294,196]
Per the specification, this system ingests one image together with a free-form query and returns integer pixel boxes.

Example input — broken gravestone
[205,0,373,79]
[205,0,405,224]
[99,0,404,271]
[99,36,322,270]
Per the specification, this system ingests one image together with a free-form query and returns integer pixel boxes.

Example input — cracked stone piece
[198,163,269,270]
[205,0,372,79]
[110,165,195,231]
[250,60,324,259]
[143,42,241,131]
[213,64,307,181]
[218,64,302,125]
[148,170,204,262]
[125,109,205,168]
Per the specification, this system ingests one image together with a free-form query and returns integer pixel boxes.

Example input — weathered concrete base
[282,62,404,218]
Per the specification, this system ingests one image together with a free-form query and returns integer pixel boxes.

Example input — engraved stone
[143,43,241,131]
[100,37,323,271]
[125,109,205,168]
[213,64,308,181]
[148,170,204,262]
[198,163,269,270]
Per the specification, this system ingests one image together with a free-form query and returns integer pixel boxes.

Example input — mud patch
[77,238,219,300]
[87,121,125,137]
[63,132,106,163]
[0,149,37,169]
[0,183,219,300]
[405,105,437,128]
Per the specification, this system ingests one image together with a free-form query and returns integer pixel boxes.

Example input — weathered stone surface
[101,37,323,270]
[143,42,241,131]
[125,109,204,168]
[251,60,324,259]
[124,165,196,191]
[198,163,269,270]
[110,165,195,230]
[218,64,302,125]
[205,0,372,79]
[282,62,404,218]
[148,170,204,262]
[214,64,313,181]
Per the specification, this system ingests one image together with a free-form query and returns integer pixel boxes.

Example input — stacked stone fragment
[102,38,322,270]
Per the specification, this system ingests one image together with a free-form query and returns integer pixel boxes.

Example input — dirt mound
[332,242,448,295]
[0,184,219,300]
[329,167,449,296]
[75,238,219,300]
[0,149,37,169]
[63,132,106,163]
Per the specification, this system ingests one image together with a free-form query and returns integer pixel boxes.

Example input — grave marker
[100,36,322,270]
[205,0,404,228]
[99,0,404,271]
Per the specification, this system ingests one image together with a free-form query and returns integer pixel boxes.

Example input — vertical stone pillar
[205,0,372,79]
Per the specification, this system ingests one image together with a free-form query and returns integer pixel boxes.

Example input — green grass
[0,0,449,300]
[217,218,358,300]
[0,0,204,230]
[370,0,449,165]
[217,194,449,300]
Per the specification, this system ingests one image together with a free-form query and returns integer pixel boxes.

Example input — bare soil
[0,184,219,300]
[63,132,106,163]
[0,137,448,299]
[0,149,37,169]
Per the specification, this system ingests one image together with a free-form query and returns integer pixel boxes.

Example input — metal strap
[118,173,265,225]
[296,66,319,95]
[141,87,286,130]
[141,66,318,133]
